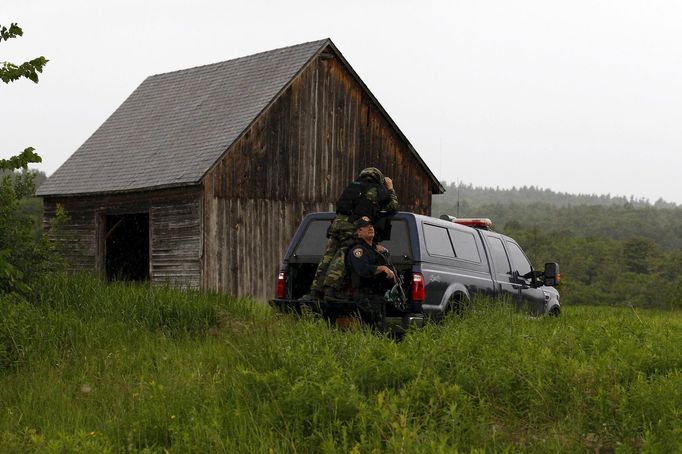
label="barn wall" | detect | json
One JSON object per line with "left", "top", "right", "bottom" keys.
{"left": 201, "top": 197, "right": 333, "bottom": 297}
{"left": 203, "top": 48, "right": 436, "bottom": 298}
{"left": 43, "top": 199, "right": 99, "bottom": 274}
{"left": 43, "top": 187, "right": 202, "bottom": 287}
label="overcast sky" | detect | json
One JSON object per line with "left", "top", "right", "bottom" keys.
{"left": 3, "top": 0, "right": 682, "bottom": 203}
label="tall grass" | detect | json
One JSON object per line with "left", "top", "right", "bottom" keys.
{"left": 1, "top": 275, "right": 681, "bottom": 452}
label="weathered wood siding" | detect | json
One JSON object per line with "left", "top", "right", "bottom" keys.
{"left": 202, "top": 198, "right": 331, "bottom": 297}
{"left": 43, "top": 199, "right": 99, "bottom": 274}
{"left": 149, "top": 198, "right": 202, "bottom": 288}
{"left": 43, "top": 187, "right": 202, "bottom": 287}
{"left": 203, "top": 47, "right": 437, "bottom": 298}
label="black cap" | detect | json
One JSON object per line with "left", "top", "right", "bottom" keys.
{"left": 354, "top": 216, "right": 373, "bottom": 228}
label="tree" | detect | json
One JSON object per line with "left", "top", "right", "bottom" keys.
{"left": 1, "top": 23, "right": 50, "bottom": 296}
{"left": 1, "top": 23, "right": 48, "bottom": 82}
{"left": 622, "top": 237, "right": 658, "bottom": 274}
{"left": 1, "top": 23, "right": 47, "bottom": 171}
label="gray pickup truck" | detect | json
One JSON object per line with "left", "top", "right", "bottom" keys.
{"left": 270, "top": 212, "right": 561, "bottom": 332}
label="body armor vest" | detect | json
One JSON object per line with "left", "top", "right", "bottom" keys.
{"left": 336, "top": 180, "right": 389, "bottom": 221}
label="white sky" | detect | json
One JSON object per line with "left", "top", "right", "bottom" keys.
{"left": 3, "top": 0, "right": 682, "bottom": 203}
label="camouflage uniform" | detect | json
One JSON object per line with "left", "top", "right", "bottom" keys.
{"left": 310, "top": 167, "right": 398, "bottom": 296}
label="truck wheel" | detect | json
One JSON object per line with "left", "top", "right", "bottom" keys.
{"left": 446, "top": 294, "right": 467, "bottom": 317}
{"left": 548, "top": 306, "right": 561, "bottom": 317}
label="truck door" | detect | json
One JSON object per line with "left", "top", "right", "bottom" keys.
{"left": 482, "top": 234, "right": 518, "bottom": 302}
{"left": 421, "top": 223, "right": 456, "bottom": 306}
{"left": 505, "top": 240, "right": 546, "bottom": 315}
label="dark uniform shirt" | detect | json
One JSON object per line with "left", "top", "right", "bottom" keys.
{"left": 347, "top": 241, "right": 390, "bottom": 296}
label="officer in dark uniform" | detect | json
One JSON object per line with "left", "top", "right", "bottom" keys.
{"left": 346, "top": 216, "right": 395, "bottom": 298}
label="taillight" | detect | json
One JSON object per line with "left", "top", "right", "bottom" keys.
{"left": 276, "top": 272, "right": 286, "bottom": 299}
{"left": 411, "top": 273, "right": 425, "bottom": 302}
{"left": 555, "top": 273, "right": 561, "bottom": 285}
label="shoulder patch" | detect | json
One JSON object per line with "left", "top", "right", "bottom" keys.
{"left": 353, "top": 248, "right": 363, "bottom": 258}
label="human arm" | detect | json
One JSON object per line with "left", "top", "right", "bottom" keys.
{"left": 382, "top": 177, "right": 398, "bottom": 211}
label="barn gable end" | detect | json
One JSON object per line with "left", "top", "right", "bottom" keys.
{"left": 202, "top": 44, "right": 438, "bottom": 296}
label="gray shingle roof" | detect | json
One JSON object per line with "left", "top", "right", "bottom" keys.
{"left": 37, "top": 39, "right": 329, "bottom": 196}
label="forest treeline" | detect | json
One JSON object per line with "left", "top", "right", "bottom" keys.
{"left": 433, "top": 182, "right": 682, "bottom": 309}
{"left": 434, "top": 182, "right": 678, "bottom": 210}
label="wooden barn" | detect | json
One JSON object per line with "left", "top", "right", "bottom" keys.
{"left": 37, "top": 38, "right": 444, "bottom": 299}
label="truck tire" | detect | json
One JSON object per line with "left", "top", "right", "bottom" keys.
{"left": 445, "top": 293, "right": 468, "bottom": 318}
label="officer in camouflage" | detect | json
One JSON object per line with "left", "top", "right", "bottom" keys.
{"left": 306, "top": 167, "right": 398, "bottom": 300}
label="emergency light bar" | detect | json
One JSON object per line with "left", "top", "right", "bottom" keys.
{"left": 440, "top": 214, "right": 493, "bottom": 230}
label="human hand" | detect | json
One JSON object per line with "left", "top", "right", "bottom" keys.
{"left": 375, "top": 244, "right": 387, "bottom": 254}
{"left": 383, "top": 177, "right": 393, "bottom": 191}
{"left": 377, "top": 265, "right": 395, "bottom": 280}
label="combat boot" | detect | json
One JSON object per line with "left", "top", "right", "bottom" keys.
{"left": 300, "top": 289, "right": 323, "bottom": 301}
{"left": 323, "top": 287, "right": 345, "bottom": 301}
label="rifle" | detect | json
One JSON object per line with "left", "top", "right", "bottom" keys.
{"left": 380, "top": 249, "right": 408, "bottom": 311}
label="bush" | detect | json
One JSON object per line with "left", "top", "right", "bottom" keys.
{"left": 0, "top": 170, "right": 63, "bottom": 298}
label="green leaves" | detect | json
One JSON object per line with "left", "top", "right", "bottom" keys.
{"left": 0, "top": 23, "right": 23, "bottom": 42}
{"left": 1, "top": 22, "right": 49, "bottom": 298}
{"left": 1, "top": 22, "right": 49, "bottom": 84}
{"left": 0, "top": 147, "right": 42, "bottom": 172}
{"left": 0, "top": 250, "right": 31, "bottom": 295}
{"left": 1, "top": 57, "right": 49, "bottom": 84}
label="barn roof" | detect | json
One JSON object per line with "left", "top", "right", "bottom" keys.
{"left": 38, "top": 39, "right": 444, "bottom": 196}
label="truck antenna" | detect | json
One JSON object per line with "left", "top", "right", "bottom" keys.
{"left": 457, "top": 180, "right": 461, "bottom": 218}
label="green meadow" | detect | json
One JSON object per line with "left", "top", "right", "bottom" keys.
{"left": 1, "top": 275, "right": 681, "bottom": 452}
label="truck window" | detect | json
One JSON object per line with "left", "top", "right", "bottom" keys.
{"left": 506, "top": 241, "right": 532, "bottom": 276}
{"left": 450, "top": 229, "right": 481, "bottom": 263}
{"left": 423, "top": 223, "right": 455, "bottom": 258}
{"left": 380, "top": 219, "right": 412, "bottom": 259}
{"left": 294, "top": 220, "right": 331, "bottom": 257}
{"left": 487, "top": 236, "right": 511, "bottom": 274}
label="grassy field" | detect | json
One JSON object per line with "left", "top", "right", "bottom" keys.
{"left": 1, "top": 275, "right": 681, "bottom": 452}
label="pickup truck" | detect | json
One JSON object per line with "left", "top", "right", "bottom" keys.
{"left": 270, "top": 211, "right": 561, "bottom": 332}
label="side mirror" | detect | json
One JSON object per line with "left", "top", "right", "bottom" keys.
{"left": 520, "top": 268, "right": 544, "bottom": 288}
{"left": 544, "top": 262, "right": 560, "bottom": 287}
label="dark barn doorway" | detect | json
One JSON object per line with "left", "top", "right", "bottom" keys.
{"left": 104, "top": 213, "right": 149, "bottom": 281}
